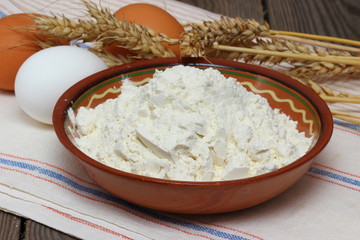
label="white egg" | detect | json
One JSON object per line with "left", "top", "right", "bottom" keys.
{"left": 15, "top": 46, "right": 108, "bottom": 125}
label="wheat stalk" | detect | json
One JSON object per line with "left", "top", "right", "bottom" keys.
{"left": 295, "top": 77, "right": 360, "bottom": 99}
{"left": 32, "top": 2, "right": 175, "bottom": 59}
{"left": 33, "top": 2, "right": 359, "bottom": 73}
{"left": 179, "top": 17, "right": 360, "bottom": 82}
{"left": 179, "top": 16, "right": 271, "bottom": 56}
{"left": 35, "top": 37, "right": 69, "bottom": 49}
{"left": 80, "top": 0, "right": 175, "bottom": 58}
{"left": 321, "top": 96, "right": 360, "bottom": 103}
{"left": 212, "top": 45, "right": 360, "bottom": 66}
{"left": 210, "top": 38, "right": 360, "bottom": 80}
{"left": 81, "top": 0, "right": 112, "bottom": 25}
{"left": 33, "top": 14, "right": 110, "bottom": 41}
{"left": 90, "top": 50, "right": 133, "bottom": 67}
{"left": 292, "top": 76, "right": 360, "bottom": 124}
{"left": 33, "top": 1, "right": 120, "bottom": 42}
{"left": 270, "top": 30, "right": 360, "bottom": 47}
{"left": 270, "top": 34, "right": 360, "bottom": 54}
{"left": 288, "top": 62, "right": 360, "bottom": 80}
{"left": 96, "top": 20, "right": 175, "bottom": 58}
{"left": 331, "top": 111, "right": 360, "bottom": 125}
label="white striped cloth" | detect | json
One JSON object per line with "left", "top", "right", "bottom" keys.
{"left": 1, "top": 1, "right": 359, "bottom": 239}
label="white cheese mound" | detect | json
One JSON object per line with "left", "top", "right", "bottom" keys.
{"left": 71, "top": 66, "right": 312, "bottom": 181}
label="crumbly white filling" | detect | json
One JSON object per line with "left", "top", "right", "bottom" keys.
{"left": 70, "top": 65, "right": 312, "bottom": 181}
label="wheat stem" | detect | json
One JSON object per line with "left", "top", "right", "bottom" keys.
{"left": 321, "top": 96, "right": 360, "bottom": 103}
{"left": 332, "top": 114, "right": 360, "bottom": 125}
{"left": 331, "top": 110, "right": 360, "bottom": 118}
{"left": 271, "top": 35, "right": 360, "bottom": 54}
{"left": 212, "top": 45, "right": 360, "bottom": 66}
{"left": 270, "top": 30, "right": 360, "bottom": 47}
{"left": 346, "top": 93, "right": 360, "bottom": 99}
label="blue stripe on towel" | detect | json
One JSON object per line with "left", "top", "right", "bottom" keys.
{"left": 0, "top": 11, "right": 7, "bottom": 18}
{"left": 334, "top": 119, "right": 360, "bottom": 131}
{"left": 309, "top": 167, "right": 360, "bottom": 187}
{"left": 0, "top": 157, "right": 250, "bottom": 240}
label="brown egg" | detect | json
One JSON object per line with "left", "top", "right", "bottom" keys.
{"left": 114, "top": 3, "right": 184, "bottom": 56}
{"left": 0, "top": 13, "right": 43, "bottom": 91}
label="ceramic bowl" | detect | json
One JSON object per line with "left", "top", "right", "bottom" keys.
{"left": 53, "top": 57, "right": 333, "bottom": 214}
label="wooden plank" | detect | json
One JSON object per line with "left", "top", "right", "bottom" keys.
{"left": 24, "top": 220, "right": 79, "bottom": 240}
{"left": 266, "top": 0, "right": 360, "bottom": 40}
{"left": 0, "top": 211, "right": 21, "bottom": 240}
{"left": 177, "top": 0, "right": 265, "bottom": 21}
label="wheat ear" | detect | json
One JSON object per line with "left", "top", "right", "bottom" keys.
{"left": 294, "top": 77, "right": 360, "bottom": 99}
{"left": 89, "top": 50, "right": 134, "bottom": 67}
{"left": 179, "top": 16, "right": 270, "bottom": 56}
{"left": 288, "top": 62, "right": 360, "bottom": 81}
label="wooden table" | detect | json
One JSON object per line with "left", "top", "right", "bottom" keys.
{"left": 1, "top": 0, "right": 359, "bottom": 239}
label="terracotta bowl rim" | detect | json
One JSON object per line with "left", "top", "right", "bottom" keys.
{"left": 53, "top": 57, "right": 333, "bottom": 186}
